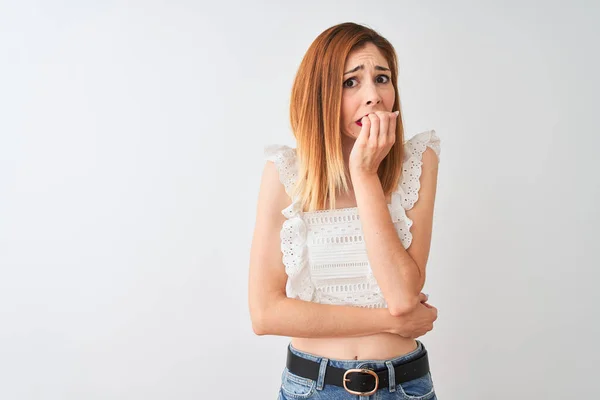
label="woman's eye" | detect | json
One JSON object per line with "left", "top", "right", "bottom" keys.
{"left": 343, "top": 75, "right": 390, "bottom": 88}
{"left": 343, "top": 78, "right": 357, "bottom": 88}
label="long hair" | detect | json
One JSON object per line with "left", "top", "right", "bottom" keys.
{"left": 289, "top": 22, "right": 406, "bottom": 213}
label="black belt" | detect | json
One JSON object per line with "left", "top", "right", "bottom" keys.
{"left": 286, "top": 345, "right": 430, "bottom": 396}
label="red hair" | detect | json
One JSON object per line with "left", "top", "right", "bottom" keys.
{"left": 289, "top": 22, "right": 405, "bottom": 212}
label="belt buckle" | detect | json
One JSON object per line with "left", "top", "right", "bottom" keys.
{"left": 342, "top": 368, "right": 379, "bottom": 396}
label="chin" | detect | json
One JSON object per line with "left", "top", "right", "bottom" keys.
{"left": 341, "top": 130, "right": 357, "bottom": 140}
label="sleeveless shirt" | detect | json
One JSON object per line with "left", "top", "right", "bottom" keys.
{"left": 264, "top": 130, "right": 441, "bottom": 308}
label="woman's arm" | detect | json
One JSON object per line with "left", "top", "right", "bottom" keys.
{"left": 252, "top": 295, "right": 435, "bottom": 338}
{"left": 248, "top": 160, "right": 436, "bottom": 338}
{"left": 252, "top": 296, "right": 390, "bottom": 338}
{"left": 352, "top": 146, "right": 439, "bottom": 316}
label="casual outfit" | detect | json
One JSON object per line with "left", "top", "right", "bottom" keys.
{"left": 265, "top": 130, "right": 441, "bottom": 399}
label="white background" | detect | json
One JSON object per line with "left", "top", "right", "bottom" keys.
{"left": 1, "top": 1, "right": 599, "bottom": 399}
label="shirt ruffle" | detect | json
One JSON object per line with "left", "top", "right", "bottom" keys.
{"left": 264, "top": 145, "right": 315, "bottom": 301}
{"left": 390, "top": 129, "right": 441, "bottom": 249}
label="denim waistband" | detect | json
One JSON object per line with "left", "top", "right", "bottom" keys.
{"left": 288, "top": 340, "right": 426, "bottom": 371}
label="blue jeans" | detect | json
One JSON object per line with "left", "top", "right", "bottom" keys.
{"left": 278, "top": 340, "right": 437, "bottom": 400}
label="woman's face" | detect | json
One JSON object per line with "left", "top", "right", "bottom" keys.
{"left": 340, "top": 42, "right": 396, "bottom": 139}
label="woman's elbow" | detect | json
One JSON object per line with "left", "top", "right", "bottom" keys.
{"left": 252, "top": 318, "right": 267, "bottom": 336}
{"left": 388, "top": 297, "right": 419, "bottom": 317}
{"left": 249, "top": 294, "right": 284, "bottom": 336}
{"left": 249, "top": 305, "right": 269, "bottom": 335}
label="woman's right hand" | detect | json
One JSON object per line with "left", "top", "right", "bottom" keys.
{"left": 386, "top": 293, "right": 438, "bottom": 338}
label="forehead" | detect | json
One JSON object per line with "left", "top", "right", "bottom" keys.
{"left": 344, "top": 42, "right": 389, "bottom": 69}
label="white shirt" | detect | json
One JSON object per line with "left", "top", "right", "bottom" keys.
{"left": 264, "top": 130, "right": 441, "bottom": 308}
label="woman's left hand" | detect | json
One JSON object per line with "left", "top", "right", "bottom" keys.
{"left": 349, "top": 110, "right": 399, "bottom": 177}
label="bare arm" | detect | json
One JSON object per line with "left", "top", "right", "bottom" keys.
{"left": 352, "top": 146, "right": 439, "bottom": 316}
{"left": 253, "top": 296, "right": 398, "bottom": 338}
{"left": 248, "top": 160, "right": 436, "bottom": 338}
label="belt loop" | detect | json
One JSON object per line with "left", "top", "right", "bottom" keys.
{"left": 315, "top": 357, "right": 329, "bottom": 391}
{"left": 385, "top": 360, "right": 396, "bottom": 392}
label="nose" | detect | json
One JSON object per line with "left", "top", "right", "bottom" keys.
{"left": 364, "top": 82, "right": 382, "bottom": 106}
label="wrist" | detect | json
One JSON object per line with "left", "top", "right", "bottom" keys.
{"left": 350, "top": 168, "right": 378, "bottom": 180}
{"left": 377, "top": 308, "right": 403, "bottom": 334}
{"left": 350, "top": 171, "right": 380, "bottom": 195}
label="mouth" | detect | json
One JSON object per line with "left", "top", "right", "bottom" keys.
{"left": 355, "top": 114, "right": 369, "bottom": 127}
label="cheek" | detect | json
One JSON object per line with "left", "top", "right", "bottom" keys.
{"left": 341, "top": 98, "right": 355, "bottom": 121}
{"left": 384, "top": 89, "right": 396, "bottom": 109}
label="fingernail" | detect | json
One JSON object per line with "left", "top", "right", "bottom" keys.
{"left": 394, "top": 110, "right": 400, "bottom": 116}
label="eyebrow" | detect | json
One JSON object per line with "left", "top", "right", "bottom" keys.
{"left": 343, "top": 64, "right": 390, "bottom": 75}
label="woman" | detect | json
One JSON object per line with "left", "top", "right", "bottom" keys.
{"left": 249, "top": 22, "right": 441, "bottom": 399}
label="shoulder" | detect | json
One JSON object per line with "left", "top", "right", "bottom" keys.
{"left": 403, "top": 129, "right": 441, "bottom": 162}
{"left": 257, "top": 144, "right": 297, "bottom": 217}
{"left": 403, "top": 129, "right": 441, "bottom": 179}
{"left": 396, "top": 130, "right": 441, "bottom": 211}
{"left": 264, "top": 144, "right": 297, "bottom": 163}
{"left": 263, "top": 144, "right": 298, "bottom": 198}
{"left": 421, "top": 146, "right": 439, "bottom": 174}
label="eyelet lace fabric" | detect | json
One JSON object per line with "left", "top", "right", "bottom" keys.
{"left": 263, "top": 130, "right": 441, "bottom": 306}
{"left": 391, "top": 129, "right": 441, "bottom": 249}
{"left": 264, "top": 144, "right": 315, "bottom": 301}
